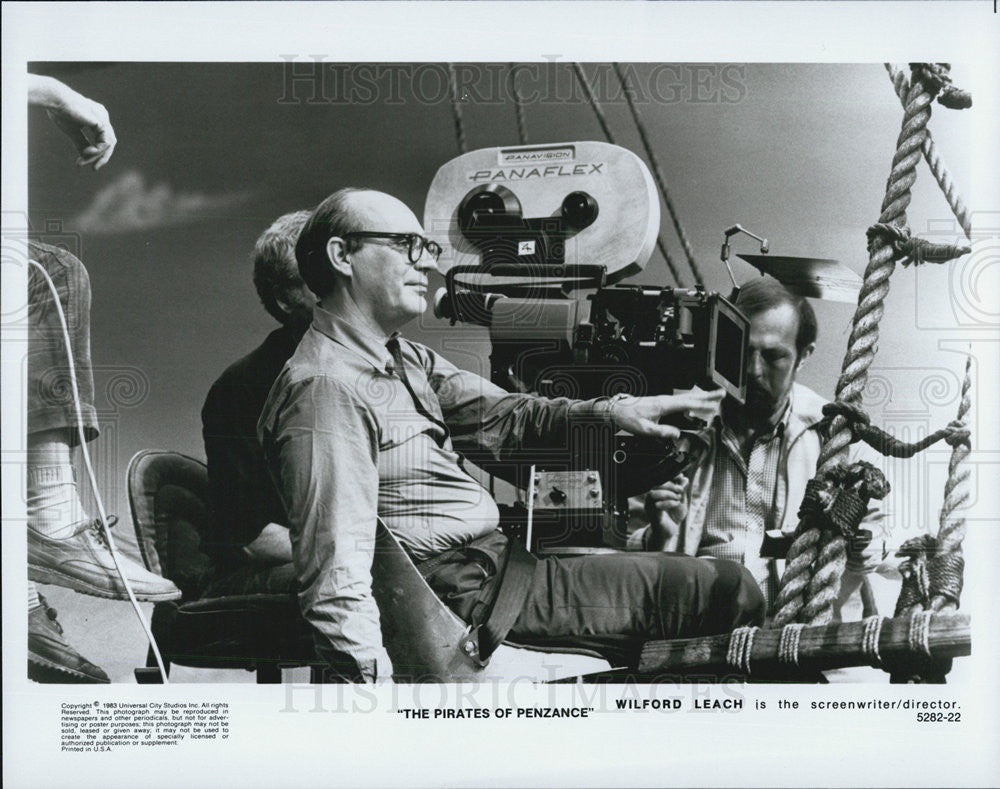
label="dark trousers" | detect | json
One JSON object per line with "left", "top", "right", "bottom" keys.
{"left": 202, "top": 561, "right": 297, "bottom": 597}
{"left": 424, "top": 532, "right": 765, "bottom": 667}
{"left": 510, "top": 552, "right": 764, "bottom": 665}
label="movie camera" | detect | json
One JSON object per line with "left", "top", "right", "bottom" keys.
{"left": 424, "top": 142, "right": 751, "bottom": 551}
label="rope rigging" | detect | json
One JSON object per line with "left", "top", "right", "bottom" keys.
{"left": 615, "top": 63, "right": 974, "bottom": 680}
{"left": 439, "top": 62, "right": 975, "bottom": 677}
{"left": 509, "top": 63, "right": 529, "bottom": 146}
{"left": 447, "top": 63, "right": 468, "bottom": 154}
{"left": 611, "top": 63, "right": 705, "bottom": 286}
{"left": 886, "top": 65, "right": 972, "bottom": 240}
{"left": 772, "top": 63, "right": 973, "bottom": 630}
{"left": 571, "top": 62, "right": 684, "bottom": 286}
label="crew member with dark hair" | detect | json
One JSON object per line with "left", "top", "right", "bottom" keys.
{"left": 200, "top": 210, "right": 313, "bottom": 594}
{"left": 259, "top": 187, "right": 765, "bottom": 682}
{"left": 629, "top": 276, "right": 885, "bottom": 611}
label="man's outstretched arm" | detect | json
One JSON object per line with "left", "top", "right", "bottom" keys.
{"left": 423, "top": 342, "right": 722, "bottom": 461}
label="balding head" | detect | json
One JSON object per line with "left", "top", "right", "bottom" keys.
{"left": 296, "top": 187, "right": 377, "bottom": 297}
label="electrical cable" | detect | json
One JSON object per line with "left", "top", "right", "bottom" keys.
{"left": 28, "top": 258, "right": 171, "bottom": 683}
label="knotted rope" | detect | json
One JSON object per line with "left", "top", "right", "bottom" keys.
{"left": 861, "top": 615, "right": 887, "bottom": 668}
{"left": 909, "top": 63, "right": 973, "bottom": 110}
{"left": 866, "top": 223, "right": 970, "bottom": 268}
{"left": 821, "top": 401, "right": 970, "bottom": 458}
{"left": 894, "top": 534, "right": 965, "bottom": 617}
{"left": 886, "top": 64, "right": 971, "bottom": 239}
{"left": 772, "top": 64, "right": 970, "bottom": 627}
{"left": 571, "top": 62, "right": 683, "bottom": 286}
{"left": 796, "top": 462, "right": 891, "bottom": 625}
{"left": 777, "top": 623, "right": 806, "bottom": 667}
{"left": 726, "top": 625, "right": 759, "bottom": 674}
{"left": 893, "top": 355, "right": 972, "bottom": 620}
{"left": 612, "top": 63, "right": 705, "bottom": 286}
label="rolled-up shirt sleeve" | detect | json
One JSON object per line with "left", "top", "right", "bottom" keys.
{"left": 418, "top": 344, "right": 614, "bottom": 462}
{"left": 259, "top": 374, "right": 391, "bottom": 682}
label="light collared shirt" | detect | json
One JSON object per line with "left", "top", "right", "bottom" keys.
{"left": 627, "top": 384, "right": 886, "bottom": 611}
{"left": 258, "top": 305, "right": 616, "bottom": 681}
{"left": 698, "top": 401, "right": 792, "bottom": 603}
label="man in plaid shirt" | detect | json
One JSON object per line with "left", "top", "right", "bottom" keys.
{"left": 628, "top": 277, "right": 885, "bottom": 613}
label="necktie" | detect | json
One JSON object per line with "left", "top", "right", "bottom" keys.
{"left": 385, "top": 337, "right": 450, "bottom": 447}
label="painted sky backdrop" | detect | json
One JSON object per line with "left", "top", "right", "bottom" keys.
{"left": 27, "top": 61, "right": 984, "bottom": 546}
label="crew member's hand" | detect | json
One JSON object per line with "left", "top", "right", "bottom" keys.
{"left": 29, "top": 75, "right": 117, "bottom": 170}
{"left": 609, "top": 388, "right": 723, "bottom": 440}
{"left": 643, "top": 474, "right": 689, "bottom": 551}
{"left": 645, "top": 474, "right": 689, "bottom": 522}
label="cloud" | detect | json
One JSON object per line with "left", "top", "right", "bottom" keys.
{"left": 71, "top": 170, "right": 252, "bottom": 234}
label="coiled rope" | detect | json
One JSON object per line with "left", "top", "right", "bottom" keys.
{"left": 771, "top": 64, "right": 971, "bottom": 628}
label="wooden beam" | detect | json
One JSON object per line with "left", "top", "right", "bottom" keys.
{"left": 638, "top": 613, "right": 970, "bottom": 675}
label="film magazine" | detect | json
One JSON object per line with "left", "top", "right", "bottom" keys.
{"left": 3, "top": 2, "right": 998, "bottom": 787}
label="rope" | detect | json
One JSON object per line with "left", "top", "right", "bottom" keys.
{"left": 930, "top": 356, "right": 972, "bottom": 612}
{"left": 822, "top": 401, "right": 970, "bottom": 458}
{"left": 866, "top": 223, "right": 970, "bottom": 267}
{"left": 909, "top": 63, "right": 973, "bottom": 110}
{"left": 777, "top": 623, "right": 806, "bottom": 666}
{"left": 892, "top": 355, "right": 972, "bottom": 621}
{"left": 894, "top": 534, "right": 965, "bottom": 617}
{"left": 775, "top": 463, "right": 891, "bottom": 627}
{"left": 447, "top": 63, "right": 468, "bottom": 154}
{"left": 509, "top": 64, "right": 528, "bottom": 145}
{"left": 612, "top": 63, "right": 705, "bottom": 286}
{"left": 886, "top": 64, "right": 972, "bottom": 239}
{"left": 726, "top": 625, "right": 758, "bottom": 674}
{"left": 571, "top": 62, "right": 682, "bottom": 286}
{"left": 772, "top": 64, "right": 969, "bottom": 627}
{"left": 861, "top": 615, "right": 886, "bottom": 668}
{"left": 908, "top": 610, "right": 934, "bottom": 657}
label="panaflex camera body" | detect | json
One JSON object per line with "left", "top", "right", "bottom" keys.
{"left": 425, "top": 142, "right": 750, "bottom": 551}
{"left": 425, "top": 141, "right": 659, "bottom": 282}
{"left": 451, "top": 284, "right": 748, "bottom": 405}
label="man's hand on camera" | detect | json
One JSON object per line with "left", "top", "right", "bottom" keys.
{"left": 29, "top": 75, "right": 117, "bottom": 170}
{"left": 609, "top": 389, "right": 723, "bottom": 440}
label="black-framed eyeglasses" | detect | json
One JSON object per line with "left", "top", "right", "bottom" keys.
{"left": 342, "top": 232, "right": 443, "bottom": 265}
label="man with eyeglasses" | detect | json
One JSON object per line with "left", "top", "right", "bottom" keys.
{"left": 258, "top": 187, "right": 764, "bottom": 682}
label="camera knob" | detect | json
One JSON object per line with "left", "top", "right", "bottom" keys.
{"left": 457, "top": 184, "right": 522, "bottom": 233}
{"left": 561, "top": 191, "right": 599, "bottom": 230}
